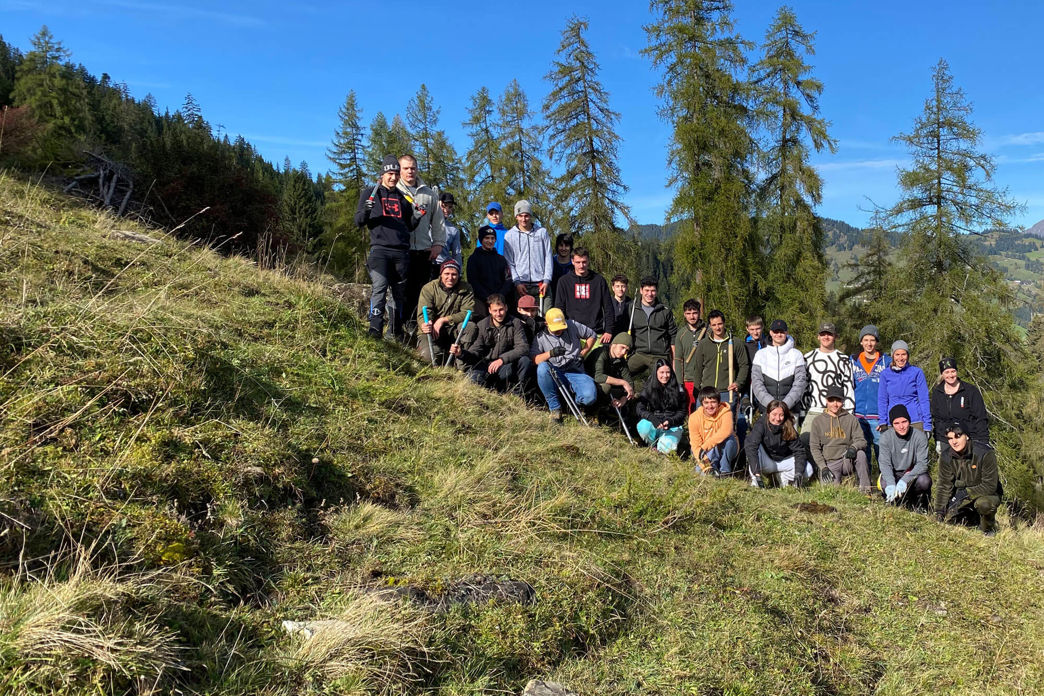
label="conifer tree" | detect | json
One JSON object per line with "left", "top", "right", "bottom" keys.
{"left": 0, "top": 35, "right": 23, "bottom": 106}
{"left": 364, "top": 112, "right": 412, "bottom": 176}
{"left": 11, "top": 25, "right": 90, "bottom": 161}
{"left": 280, "top": 165, "right": 321, "bottom": 249}
{"left": 462, "top": 86, "right": 505, "bottom": 222}
{"left": 643, "top": 0, "right": 758, "bottom": 322}
{"left": 388, "top": 114, "right": 412, "bottom": 159}
{"left": 497, "top": 79, "right": 550, "bottom": 213}
{"left": 752, "top": 6, "right": 836, "bottom": 340}
{"left": 543, "top": 16, "right": 636, "bottom": 273}
{"left": 323, "top": 90, "right": 368, "bottom": 279}
{"left": 406, "top": 84, "right": 439, "bottom": 180}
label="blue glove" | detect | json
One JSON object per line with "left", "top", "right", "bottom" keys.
{"left": 885, "top": 484, "right": 897, "bottom": 502}
{"left": 895, "top": 480, "right": 908, "bottom": 498}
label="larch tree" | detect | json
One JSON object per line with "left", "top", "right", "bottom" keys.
{"left": 406, "top": 84, "right": 439, "bottom": 182}
{"left": 324, "top": 90, "right": 368, "bottom": 279}
{"left": 497, "top": 79, "right": 551, "bottom": 216}
{"left": 364, "top": 112, "right": 412, "bottom": 176}
{"left": 462, "top": 86, "right": 504, "bottom": 222}
{"left": 752, "top": 5, "right": 836, "bottom": 341}
{"left": 643, "top": 0, "right": 759, "bottom": 322}
{"left": 543, "top": 16, "right": 636, "bottom": 275}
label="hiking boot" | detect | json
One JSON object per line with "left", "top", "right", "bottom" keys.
{"left": 550, "top": 409, "right": 563, "bottom": 424}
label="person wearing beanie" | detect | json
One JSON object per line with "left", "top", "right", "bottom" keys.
{"left": 504, "top": 200, "right": 554, "bottom": 307}
{"left": 476, "top": 202, "right": 508, "bottom": 255}
{"left": 800, "top": 321, "right": 854, "bottom": 435}
{"left": 877, "top": 403, "right": 932, "bottom": 507}
{"left": 466, "top": 225, "right": 513, "bottom": 319}
{"left": 355, "top": 154, "right": 418, "bottom": 340}
{"left": 935, "top": 423, "right": 1000, "bottom": 535}
{"left": 452, "top": 293, "right": 530, "bottom": 393}
{"left": 531, "top": 307, "right": 598, "bottom": 423}
{"left": 851, "top": 324, "right": 891, "bottom": 464}
{"left": 809, "top": 385, "right": 871, "bottom": 494}
{"left": 929, "top": 357, "right": 990, "bottom": 445}
{"left": 587, "top": 332, "right": 636, "bottom": 419}
{"left": 689, "top": 387, "right": 739, "bottom": 476}
{"left": 554, "top": 246, "right": 615, "bottom": 345}
{"left": 397, "top": 154, "right": 447, "bottom": 330}
{"left": 877, "top": 340, "right": 931, "bottom": 434}
{"left": 750, "top": 319, "right": 807, "bottom": 412}
{"left": 416, "top": 258, "right": 475, "bottom": 365}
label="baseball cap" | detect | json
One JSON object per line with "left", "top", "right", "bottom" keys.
{"left": 545, "top": 308, "right": 568, "bottom": 331}
{"left": 769, "top": 319, "right": 788, "bottom": 333}
{"left": 517, "top": 294, "right": 538, "bottom": 310}
{"left": 486, "top": 202, "right": 502, "bottom": 213}
{"left": 817, "top": 322, "right": 836, "bottom": 335}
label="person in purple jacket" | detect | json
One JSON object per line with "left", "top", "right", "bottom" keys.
{"left": 877, "top": 340, "right": 931, "bottom": 434}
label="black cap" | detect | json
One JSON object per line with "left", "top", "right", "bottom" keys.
{"left": 381, "top": 154, "right": 400, "bottom": 174}
{"left": 479, "top": 225, "right": 497, "bottom": 240}
{"left": 439, "top": 192, "right": 455, "bottom": 205}
{"left": 825, "top": 385, "right": 845, "bottom": 402}
{"left": 945, "top": 421, "right": 966, "bottom": 437}
{"left": 769, "top": 319, "right": 788, "bottom": 333}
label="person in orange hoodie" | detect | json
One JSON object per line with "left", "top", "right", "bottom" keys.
{"left": 688, "top": 387, "right": 739, "bottom": 476}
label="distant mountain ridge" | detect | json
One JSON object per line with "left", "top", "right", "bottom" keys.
{"left": 1025, "top": 218, "right": 1044, "bottom": 239}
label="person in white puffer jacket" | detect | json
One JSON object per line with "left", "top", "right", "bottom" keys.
{"left": 750, "top": 319, "right": 807, "bottom": 413}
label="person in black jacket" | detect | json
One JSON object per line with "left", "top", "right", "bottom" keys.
{"left": 453, "top": 294, "right": 530, "bottom": 392}
{"left": 466, "top": 226, "right": 513, "bottom": 319}
{"left": 635, "top": 359, "right": 687, "bottom": 454}
{"left": 935, "top": 423, "right": 1001, "bottom": 535}
{"left": 554, "top": 247, "right": 615, "bottom": 344}
{"left": 930, "top": 357, "right": 990, "bottom": 446}
{"left": 355, "top": 155, "right": 418, "bottom": 340}
{"left": 744, "top": 399, "right": 810, "bottom": 487}
{"left": 628, "top": 276, "right": 678, "bottom": 383}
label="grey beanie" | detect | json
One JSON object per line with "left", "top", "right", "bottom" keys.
{"left": 891, "top": 339, "right": 909, "bottom": 354}
{"left": 859, "top": 324, "right": 879, "bottom": 340}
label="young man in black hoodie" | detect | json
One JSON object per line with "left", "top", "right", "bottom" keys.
{"left": 554, "top": 247, "right": 615, "bottom": 344}
{"left": 466, "top": 226, "right": 513, "bottom": 319}
{"left": 355, "top": 155, "right": 418, "bottom": 340}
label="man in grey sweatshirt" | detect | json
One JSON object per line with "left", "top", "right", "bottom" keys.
{"left": 878, "top": 404, "right": 932, "bottom": 507}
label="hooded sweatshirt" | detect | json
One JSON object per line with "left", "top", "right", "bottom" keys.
{"left": 878, "top": 362, "right": 932, "bottom": 432}
{"left": 354, "top": 186, "right": 416, "bottom": 249}
{"left": 744, "top": 417, "right": 806, "bottom": 474}
{"left": 808, "top": 408, "right": 867, "bottom": 470}
{"left": 554, "top": 270, "right": 615, "bottom": 335}
{"left": 396, "top": 178, "right": 446, "bottom": 252}
{"left": 877, "top": 426, "right": 930, "bottom": 488}
{"left": 929, "top": 380, "right": 989, "bottom": 443}
{"left": 688, "top": 401, "right": 737, "bottom": 452}
{"left": 851, "top": 351, "right": 891, "bottom": 420}
{"left": 504, "top": 225, "right": 553, "bottom": 285}
{"left": 751, "top": 336, "right": 807, "bottom": 411}
{"left": 466, "top": 246, "right": 513, "bottom": 303}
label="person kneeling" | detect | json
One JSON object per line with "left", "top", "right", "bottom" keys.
{"left": 635, "top": 359, "right": 687, "bottom": 454}
{"left": 809, "top": 385, "right": 871, "bottom": 494}
{"left": 878, "top": 404, "right": 932, "bottom": 507}
{"left": 453, "top": 294, "right": 530, "bottom": 392}
{"left": 744, "top": 400, "right": 810, "bottom": 487}
{"left": 417, "top": 259, "right": 475, "bottom": 364}
{"left": 532, "top": 308, "right": 597, "bottom": 423}
{"left": 588, "top": 333, "right": 636, "bottom": 417}
{"left": 689, "top": 387, "right": 738, "bottom": 475}
{"left": 934, "top": 423, "right": 1001, "bottom": 536}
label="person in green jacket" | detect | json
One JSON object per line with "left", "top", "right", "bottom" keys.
{"left": 417, "top": 259, "right": 475, "bottom": 365}
{"left": 935, "top": 423, "right": 1001, "bottom": 535}
{"left": 692, "top": 309, "right": 749, "bottom": 415}
{"left": 587, "top": 332, "right": 635, "bottom": 407}
{"left": 673, "top": 299, "right": 706, "bottom": 412}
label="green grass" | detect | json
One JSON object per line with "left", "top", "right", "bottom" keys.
{"left": 2, "top": 171, "right": 1044, "bottom": 695}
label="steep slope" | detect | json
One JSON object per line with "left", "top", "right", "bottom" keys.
{"left": 2, "top": 173, "right": 1044, "bottom": 695}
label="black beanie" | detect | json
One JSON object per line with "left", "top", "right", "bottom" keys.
{"left": 889, "top": 404, "right": 911, "bottom": 425}
{"left": 381, "top": 154, "right": 400, "bottom": 175}
{"left": 939, "top": 357, "right": 957, "bottom": 373}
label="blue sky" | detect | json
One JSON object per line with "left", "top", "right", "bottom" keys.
{"left": 2, "top": 0, "right": 1042, "bottom": 229}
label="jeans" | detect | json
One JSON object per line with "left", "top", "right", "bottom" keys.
{"left": 701, "top": 437, "right": 738, "bottom": 474}
{"left": 857, "top": 417, "right": 882, "bottom": 465}
{"left": 367, "top": 247, "right": 408, "bottom": 337}
{"left": 536, "top": 362, "right": 597, "bottom": 412}
{"left": 637, "top": 420, "right": 683, "bottom": 454}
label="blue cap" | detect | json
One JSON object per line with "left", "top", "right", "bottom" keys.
{"left": 486, "top": 202, "right": 502, "bottom": 213}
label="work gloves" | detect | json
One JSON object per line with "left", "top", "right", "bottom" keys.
{"left": 844, "top": 446, "right": 858, "bottom": 460}
{"left": 885, "top": 484, "right": 897, "bottom": 502}
{"left": 549, "top": 346, "right": 566, "bottom": 358}
{"left": 895, "top": 479, "right": 908, "bottom": 498}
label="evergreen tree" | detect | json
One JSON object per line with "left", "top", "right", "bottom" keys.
{"left": 0, "top": 35, "right": 23, "bottom": 106}
{"left": 280, "top": 166, "right": 322, "bottom": 249}
{"left": 406, "top": 84, "right": 439, "bottom": 180}
{"left": 388, "top": 114, "right": 412, "bottom": 160}
{"left": 838, "top": 228, "right": 891, "bottom": 317}
{"left": 752, "top": 6, "right": 836, "bottom": 340}
{"left": 643, "top": 0, "right": 758, "bottom": 322}
{"left": 462, "top": 86, "right": 504, "bottom": 222}
{"left": 497, "top": 79, "right": 550, "bottom": 213}
{"left": 323, "top": 90, "right": 368, "bottom": 280}
{"left": 364, "top": 113, "right": 412, "bottom": 176}
{"left": 327, "top": 90, "right": 366, "bottom": 193}
{"left": 543, "top": 16, "right": 636, "bottom": 274}
{"left": 11, "top": 25, "right": 90, "bottom": 161}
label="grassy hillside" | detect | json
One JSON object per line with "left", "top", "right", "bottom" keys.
{"left": 2, "top": 173, "right": 1044, "bottom": 695}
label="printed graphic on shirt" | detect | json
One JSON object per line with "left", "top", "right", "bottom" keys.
{"left": 381, "top": 198, "right": 402, "bottom": 218}
{"left": 802, "top": 350, "right": 855, "bottom": 412}
{"left": 574, "top": 283, "right": 591, "bottom": 300}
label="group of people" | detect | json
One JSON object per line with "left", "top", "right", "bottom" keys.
{"left": 355, "top": 155, "right": 1002, "bottom": 536}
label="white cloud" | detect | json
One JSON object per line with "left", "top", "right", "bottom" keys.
{"left": 815, "top": 158, "right": 905, "bottom": 172}
{"left": 989, "top": 131, "right": 1044, "bottom": 148}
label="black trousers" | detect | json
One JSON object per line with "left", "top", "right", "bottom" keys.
{"left": 403, "top": 250, "right": 437, "bottom": 326}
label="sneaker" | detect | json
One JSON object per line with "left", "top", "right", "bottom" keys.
{"left": 550, "top": 409, "right": 563, "bottom": 424}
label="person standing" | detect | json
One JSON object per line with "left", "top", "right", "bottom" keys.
{"left": 673, "top": 299, "right": 706, "bottom": 412}
{"left": 477, "top": 202, "right": 508, "bottom": 254}
{"left": 466, "top": 226, "right": 513, "bottom": 318}
{"left": 627, "top": 276, "right": 678, "bottom": 383}
{"left": 929, "top": 357, "right": 990, "bottom": 445}
{"left": 878, "top": 340, "right": 931, "bottom": 434}
{"left": 851, "top": 325, "right": 890, "bottom": 463}
{"left": 550, "top": 234, "right": 574, "bottom": 294}
{"left": 692, "top": 309, "right": 749, "bottom": 413}
{"left": 397, "top": 155, "right": 446, "bottom": 325}
{"left": 554, "top": 247, "right": 615, "bottom": 344}
{"left": 800, "top": 322, "right": 855, "bottom": 434}
{"left": 435, "top": 192, "right": 463, "bottom": 267}
{"left": 750, "top": 319, "right": 807, "bottom": 413}
{"left": 610, "top": 274, "right": 632, "bottom": 336}
{"left": 354, "top": 155, "right": 417, "bottom": 340}
{"left": 504, "top": 200, "right": 553, "bottom": 309}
